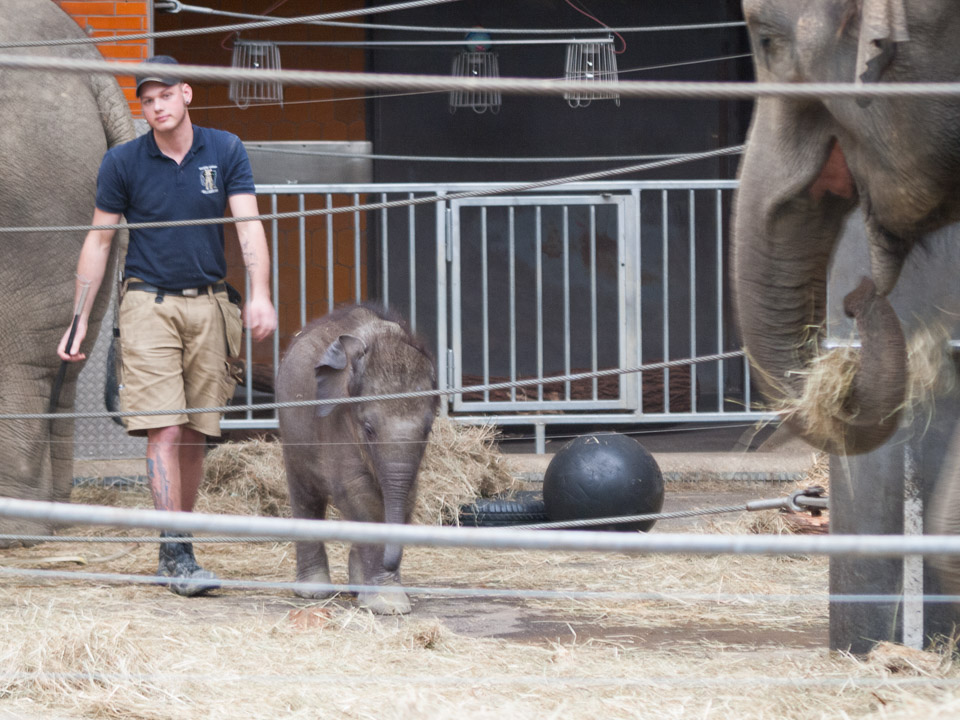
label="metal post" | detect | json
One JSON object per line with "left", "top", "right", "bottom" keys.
{"left": 903, "top": 440, "right": 924, "bottom": 649}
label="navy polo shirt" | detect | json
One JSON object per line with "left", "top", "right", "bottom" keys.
{"left": 95, "top": 126, "right": 256, "bottom": 289}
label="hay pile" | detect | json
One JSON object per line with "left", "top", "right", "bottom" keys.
{"left": 199, "top": 438, "right": 288, "bottom": 517}
{"left": 198, "top": 418, "right": 518, "bottom": 524}
{"left": 414, "top": 418, "right": 518, "bottom": 525}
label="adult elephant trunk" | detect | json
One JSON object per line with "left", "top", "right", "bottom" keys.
{"left": 732, "top": 99, "right": 907, "bottom": 455}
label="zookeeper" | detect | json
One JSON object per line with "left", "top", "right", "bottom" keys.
{"left": 58, "top": 55, "right": 277, "bottom": 596}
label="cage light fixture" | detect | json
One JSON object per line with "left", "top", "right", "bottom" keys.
{"left": 229, "top": 39, "right": 283, "bottom": 109}
{"left": 449, "top": 50, "right": 502, "bottom": 114}
{"left": 563, "top": 38, "right": 620, "bottom": 108}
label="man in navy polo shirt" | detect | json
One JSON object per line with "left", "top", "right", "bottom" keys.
{"left": 58, "top": 56, "right": 277, "bottom": 596}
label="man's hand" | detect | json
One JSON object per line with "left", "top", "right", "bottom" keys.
{"left": 57, "top": 319, "right": 89, "bottom": 362}
{"left": 243, "top": 294, "right": 277, "bottom": 342}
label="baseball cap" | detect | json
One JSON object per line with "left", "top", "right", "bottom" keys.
{"left": 136, "top": 55, "right": 182, "bottom": 97}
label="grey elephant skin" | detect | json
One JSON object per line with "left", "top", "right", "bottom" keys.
{"left": 276, "top": 304, "right": 438, "bottom": 614}
{"left": 0, "top": 2, "right": 134, "bottom": 543}
{"left": 732, "top": 1, "right": 960, "bottom": 614}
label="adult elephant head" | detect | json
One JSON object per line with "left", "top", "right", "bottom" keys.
{"left": 733, "top": 0, "right": 960, "bottom": 454}
{"left": 0, "top": 1, "right": 134, "bottom": 542}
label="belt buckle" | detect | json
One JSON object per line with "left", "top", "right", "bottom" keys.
{"left": 182, "top": 287, "right": 199, "bottom": 297}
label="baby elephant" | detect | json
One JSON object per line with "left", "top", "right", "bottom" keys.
{"left": 276, "top": 304, "right": 438, "bottom": 614}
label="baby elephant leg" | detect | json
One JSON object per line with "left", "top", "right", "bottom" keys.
{"left": 348, "top": 543, "right": 410, "bottom": 615}
{"left": 290, "top": 489, "right": 334, "bottom": 600}
{"left": 294, "top": 540, "right": 334, "bottom": 599}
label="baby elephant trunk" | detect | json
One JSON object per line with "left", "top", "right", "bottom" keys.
{"left": 381, "top": 469, "right": 413, "bottom": 573}
{"left": 383, "top": 543, "right": 403, "bottom": 573}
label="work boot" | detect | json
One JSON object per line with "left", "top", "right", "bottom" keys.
{"left": 157, "top": 531, "right": 220, "bottom": 597}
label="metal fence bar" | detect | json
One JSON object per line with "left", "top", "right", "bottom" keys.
{"left": 481, "top": 206, "right": 490, "bottom": 402}
{"left": 509, "top": 206, "right": 517, "bottom": 403}
{"left": 380, "top": 193, "right": 389, "bottom": 304}
{"left": 662, "top": 190, "right": 670, "bottom": 413}
{"left": 535, "top": 206, "right": 544, "bottom": 401}
{"left": 563, "top": 205, "right": 571, "bottom": 401}
{"left": 590, "top": 205, "right": 599, "bottom": 400}
{"left": 407, "top": 192, "right": 416, "bottom": 328}
{"left": 353, "top": 193, "right": 362, "bottom": 304}
{"left": 325, "top": 194, "right": 334, "bottom": 313}
{"left": 298, "top": 194, "right": 307, "bottom": 329}
{"left": 689, "top": 190, "right": 698, "bottom": 414}
{"left": 435, "top": 191, "right": 449, "bottom": 419}
{"left": 715, "top": 188, "right": 725, "bottom": 413}
{"left": 270, "top": 195, "right": 280, "bottom": 393}
{"left": 635, "top": 190, "right": 644, "bottom": 414}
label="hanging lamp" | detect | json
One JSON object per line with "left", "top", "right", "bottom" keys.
{"left": 449, "top": 28, "right": 501, "bottom": 114}
{"left": 229, "top": 39, "right": 284, "bottom": 109}
{"left": 563, "top": 38, "right": 620, "bottom": 108}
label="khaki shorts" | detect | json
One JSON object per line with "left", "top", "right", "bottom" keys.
{"left": 117, "top": 281, "right": 242, "bottom": 437}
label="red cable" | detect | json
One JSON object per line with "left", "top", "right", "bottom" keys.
{"left": 220, "top": 0, "right": 292, "bottom": 52}
{"left": 564, "top": 0, "right": 627, "bottom": 54}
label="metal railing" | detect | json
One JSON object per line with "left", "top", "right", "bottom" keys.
{"left": 223, "top": 179, "right": 772, "bottom": 442}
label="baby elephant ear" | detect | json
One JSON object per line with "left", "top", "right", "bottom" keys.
{"left": 314, "top": 334, "right": 366, "bottom": 417}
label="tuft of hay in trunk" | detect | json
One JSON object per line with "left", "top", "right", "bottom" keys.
{"left": 781, "top": 342, "right": 861, "bottom": 445}
{"left": 770, "top": 320, "right": 957, "bottom": 449}
{"left": 197, "top": 418, "right": 518, "bottom": 525}
{"left": 414, "top": 417, "right": 519, "bottom": 525}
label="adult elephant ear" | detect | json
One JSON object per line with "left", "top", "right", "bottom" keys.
{"left": 856, "top": 0, "right": 909, "bottom": 85}
{"left": 313, "top": 334, "right": 366, "bottom": 417}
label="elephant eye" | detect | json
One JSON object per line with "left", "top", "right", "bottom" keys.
{"left": 362, "top": 421, "right": 376, "bottom": 440}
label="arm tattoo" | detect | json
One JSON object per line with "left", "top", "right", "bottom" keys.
{"left": 240, "top": 238, "right": 258, "bottom": 272}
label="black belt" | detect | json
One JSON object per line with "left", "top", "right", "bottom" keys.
{"left": 126, "top": 281, "right": 226, "bottom": 297}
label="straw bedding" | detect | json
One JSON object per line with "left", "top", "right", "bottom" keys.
{"left": 2, "top": 422, "right": 958, "bottom": 719}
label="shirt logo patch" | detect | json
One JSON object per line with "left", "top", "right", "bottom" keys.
{"left": 199, "top": 165, "right": 219, "bottom": 194}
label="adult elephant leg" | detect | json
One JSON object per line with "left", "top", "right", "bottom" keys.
{"left": 732, "top": 97, "right": 906, "bottom": 455}
{"left": 0, "top": 363, "right": 69, "bottom": 546}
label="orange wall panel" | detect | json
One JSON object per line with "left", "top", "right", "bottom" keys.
{"left": 54, "top": 0, "right": 151, "bottom": 117}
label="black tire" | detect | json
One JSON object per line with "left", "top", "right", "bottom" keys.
{"left": 459, "top": 492, "right": 548, "bottom": 527}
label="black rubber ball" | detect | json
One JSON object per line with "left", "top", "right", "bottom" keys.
{"left": 542, "top": 433, "right": 664, "bottom": 532}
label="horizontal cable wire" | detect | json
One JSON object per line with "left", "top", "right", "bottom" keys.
{"left": 0, "top": 144, "right": 745, "bottom": 235}
{"left": 32, "top": 421, "right": 773, "bottom": 447}
{"left": 2, "top": 497, "right": 960, "bottom": 558}
{"left": 158, "top": 4, "right": 747, "bottom": 36}
{"left": 2, "top": 566, "right": 958, "bottom": 607}
{"left": 1, "top": 351, "right": 745, "bottom": 421}
{"left": 0, "top": 491, "right": 820, "bottom": 542}
{"left": 2, "top": 565, "right": 956, "bottom": 607}
{"left": 0, "top": 0, "right": 463, "bottom": 49}
{"left": 5, "top": 669, "right": 955, "bottom": 690}
{"left": 0, "top": 54, "right": 958, "bottom": 103}
{"left": 248, "top": 147, "right": 731, "bottom": 162}
{"left": 181, "top": 51, "right": 753, "bottom": 115}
